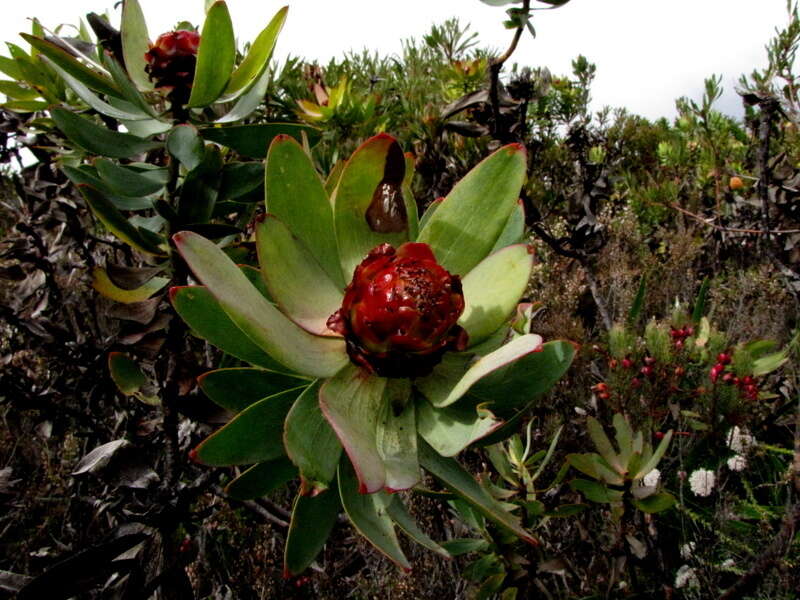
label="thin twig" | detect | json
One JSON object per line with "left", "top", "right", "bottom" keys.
{"left": 664, "top": 202, "right": 800, "bottom": 235}
{"left": 489, "top": 0, "right": 531, "bottom": 139}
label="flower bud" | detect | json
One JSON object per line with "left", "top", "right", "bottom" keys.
{"left": 144, "top": 30, "right": 200, "bottom": 102}
{"left": 327, "top": 242, "right": 467, "bottom": 378}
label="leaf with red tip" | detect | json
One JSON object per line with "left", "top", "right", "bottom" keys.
{"left": 173, "top": 231, "right": 348, "bottom": 378}
{"left": 284, "top": 483, "right": 341, "bottom": 576}
{"left": 255, "top": 215, "right": 343, "bottom": 336}
{"left": 265, "top": 135, "right": 343, "bottom": 287}
{"left": 418, "top": 439, "right": 537, "bottom": 546}
{"left": 417, "top": 143, "right": 527, "bottom": 276}
{"left": 338, "top": 459, "right": 411, "bottom": 571}
{"left": 193, "top": 386, "right": 306, "bottom": 466}
{"left": 332, "top": 134, "right": 412, "bottom": 279}
{"left": 283, "top": 381, "right": 342, "bottom": 495}
{"left": 319, "top": 364, "right": 387, "bottom": 493}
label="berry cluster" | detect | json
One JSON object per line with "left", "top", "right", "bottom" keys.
{"left": 669, "top": 325, "right": 694, "bottom": 350}
{"left": 709, "top": 353, "right": 759, "bottom": 400}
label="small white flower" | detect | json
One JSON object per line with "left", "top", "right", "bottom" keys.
{"left": 680, "top": 542, "right": 695, "bottom": 559}
{"left": 642, "top": 468, "right": 661, "bottom": 488}
{"left": 689, "top": 468, "right": 715, "bottom": 497}
{"left": 727, "top": 454, "right": 747, "bottom": 472}
{"left": 726, "top": 426, "right": 754, "bottom": 454}
{"left": 721, "top": 558, "right": 735, "bottom": 569}
{"left": 675, "top": 564, "right": 699, "bottom": 588}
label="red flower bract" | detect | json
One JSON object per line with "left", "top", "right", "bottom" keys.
{"left": 144, "top": 30, "right": 200, "bottom": 92}
{"left": 327, "top": 242, "right": 468, "bottom": 378}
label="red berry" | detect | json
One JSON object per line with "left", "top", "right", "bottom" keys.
{"left": 593, "top": 382, "right": 608, "bottom": 392}
{"left": 717, "top": 353, "right": 731, "bottom": 365}
{"left": 654, "top": 431, "right": 665, "bottom": 440}
{"left": 631, "top": 377, "right": 642, "bottom": 388}
{"left": 644, "top": 356, "right": 656, "bottom": 366}
{"left": 674, "top": 366, "right": 685, "bottom": 377}
{"left": 722, "top": 372, "right": 734, "bottom": 384}
{"left": 598, "top": 391, "right": 611, "bottom": 400}
{"left": 608, "top": 358, "right": 619, "bottom": 369}
{"left": 685, "top": 326, "right": 694, "bottom": 336}
{"left": 742, "top": 376, "right": 755, "bottom": 386}
{"left": 675, "top": 340, "right": 684, "bottom": 350}
{"left": 327, "top": 242, "right": 467, "bottom": 378}
{"left": 622, "top": 358, "right": 634, "bottom": 369}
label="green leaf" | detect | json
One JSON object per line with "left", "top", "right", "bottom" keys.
{"left": 333, "top": 134, "right": 409, "bottom": 279}
{"left": 752, "top": 350, "right": 788, "bottom": 376}
{"left": 417, "top": 143, "right": 527, "bottom": 276}
{"left": 255, "top": 215, "right": 343, "bottom": 335}
{"left": 193, "top": 386, "right": 306, "bottom": 466}
{"left": 692, "top": 277, "right": 710, "bottom": 322}
{"left": 108, "top": 352, "right": 146, "bottom": 395}
{"left": 52, "top": 109, "right": 160, "bottom": 159}
{"left": 283, "top": 381, "right": 342, "bottom": 495}
{"left": 631, "top": 491, "right": 676, "bottom": 513}
{"left": 80, "top": 186, "right": 166, "bottom": 254}
{"left": 569, "top": 479, "right": 624, "bottom": 504}
{"left": 319, "top": 365, "right": 387, "bottom": 493}
{"left": 20, "top": 33, "right": 119, "bottom": 98}
{"left": 566, "top": 453, "right": 600, "bottom": 479}
{"left": 95, "top": 159, "right": 166, "bottom": 197}
{"left": 92, "top": 267, "right": 167, "bottom": 303}
{"left": 459, "top": 244, "right": 533, "bottom": 346}
{"left": 1, "top": 99, "right": 49, "bottom": 111}
{"left": 198, "top": 367, "right": 307, "bottom": 413}
{"left": 218, "top": 162, "right": 263, "bottom": 201}
{"left": 0, "top": 55, "right": 24, "bottom": 80}
{"left": 338, "top": 460, "right": 411, "bottom": 571}
{"left": 187, "top": 1, "right": 235, "bottom": 107}
{"left": 418, "top": 440, "right": 537, "bottom": 545}
{"left": 223, "top": 6, "right": 287, "bottom": 98}
{"left": 613, "top": 414, "right": 634, "bottom": 470}
{"left": 121, "top": 0, "right": 153, "bottom": 91}
{"left": 417, "top": 400, "right": 502, "bottom": 457}
{"left": 44, "top": 59, "right": 148, "bottom": 121}
{"left": 178, "top": 145, "right": 224, "bottom": 224}
{"left": 376, "top": 379, "right": 418, "bottom": 491}
{"left": 386, "top": 495, "right": 451, "bottom": 559}
{"left": 214, "top": 63, "right": 272, "bottom": 123}
{"left": 468, "top": 340, "right": 575, "bottom": 417}
{"left": 420, "top": 334, "right": 543, "bottom": 408}
{"left": 174, "top": 231, "right": 348, "bottom": 378}
{"left": 284, "top": 485, "right": 341, "bottom": 576}
{"left": 627, "top": 276, "right": 646, "bottom": 324}
{"left": 225, "top": 457, "right": 297, "bottom": 500}
{"left": 0, "top": 80, "right": 41, "bottom": 100}
{"left": 170, "top": 286, "right": 289, "bottom": 372}
{"left": 265, "top": 135, "right": 343, "bottom": 287}
{"left": 490, "top": 199, "right": 525, "bottom": 253}
{"left": 546, "top": 504, "right": 588, "bottom": 518}
{"left": 632, "top": 430, "right": 672, "bottom": 480}
{"left": 166, "top": 124, "right": 205, "bottom": 170}
{"left": 586, "top": 417, "right": 623, "bottom": 474}
{"left": 200, "top": 123, "right": 321, "bottom": 159}
{"left": 101, "top": 50, "right": 157, "bottom": 118}
{"left": 63, "top": 166, "right": 153, "bottom": 210}
{"left": 440, "top": 538, "right": 489, "bottom": 556}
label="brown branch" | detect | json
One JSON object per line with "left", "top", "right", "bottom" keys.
{"left": 664, "top": 202, "right": 800, "bottom": 235}
{"left": 489, "top": 0, "right": 531, "bottom": 139}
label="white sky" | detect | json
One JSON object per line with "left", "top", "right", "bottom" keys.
{"left": 0, "top": 0, "right": 790, "bottom": 121}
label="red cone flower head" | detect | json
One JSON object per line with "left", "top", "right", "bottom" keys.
{"left": 144, "top": 30, "right": 200, "bottom": 92}
{"left": 327, "top": 242, "right": 468, "bottom": 378}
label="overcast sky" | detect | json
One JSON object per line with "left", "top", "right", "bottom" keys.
{"left": 0, "top": 1, "right": 790, "bottom": 121}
